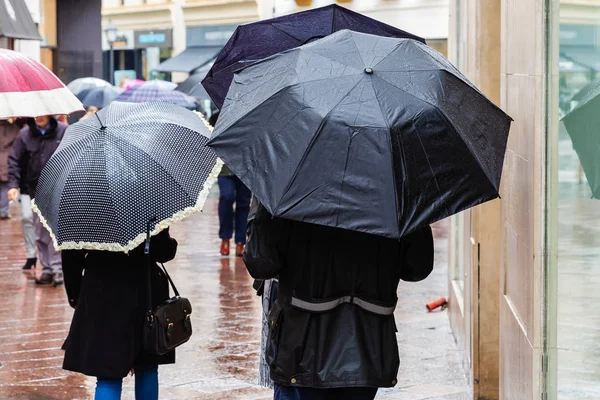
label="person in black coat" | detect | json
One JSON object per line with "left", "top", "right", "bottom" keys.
{"left": 61, "top": 229, "right": 177, "bottom": 400}
{"left": 243, "top": 205, "right": 434, "bottom": 400}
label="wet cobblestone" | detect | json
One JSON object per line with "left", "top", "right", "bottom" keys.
{"left": 0, "top": 198, "right": 468, "bottom": 399}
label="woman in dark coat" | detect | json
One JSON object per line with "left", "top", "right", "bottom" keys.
{"left": 61, "top": 229, "right": 177, "bottom": 400}
{"left": 243, "top": 205, "right": 434, "bottom": 400}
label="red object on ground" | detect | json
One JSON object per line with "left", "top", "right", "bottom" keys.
{"left": 0, "top": 49, "right": 83, "bottom": 118}
{"left": 426, "top": 297, "right": 448, "bottom": 312}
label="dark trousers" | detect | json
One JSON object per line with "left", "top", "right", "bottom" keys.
{"left": 274, "top": 384, "right": 378, "bottom": 400}
{"left": 218, "top": 176, "right": 251, "bottom": 244}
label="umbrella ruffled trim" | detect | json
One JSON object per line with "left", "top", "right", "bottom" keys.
{"left": 31, "top": 158, "right": 223, "bottom": 253}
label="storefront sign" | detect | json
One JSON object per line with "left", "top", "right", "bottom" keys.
{"left": 187, "top": 25, "right": 237, "bottom": 47}
{"left": 134, "top": 29, "right": 173, "bottom": 48}
{"left": 102, "top": 29, "right": 134, "bottom": 51}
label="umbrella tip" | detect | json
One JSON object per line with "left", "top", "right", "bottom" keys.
{"left": 364, "top": 68, "right": 374, "bottom": 74}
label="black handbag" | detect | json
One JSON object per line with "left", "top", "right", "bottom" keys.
{"left": 143, "top": 222, "right": 192, "bottom": 356}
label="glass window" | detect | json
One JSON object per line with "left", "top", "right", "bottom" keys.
{"left": 547, "top": 2, "right": 600, "bottom": 398}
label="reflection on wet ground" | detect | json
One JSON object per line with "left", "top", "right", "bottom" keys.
{"left": 557, "top": 131, "right": 600, "bottom": 399}
{"left": 0, "top": 196, "right": 468, "bottom": 399}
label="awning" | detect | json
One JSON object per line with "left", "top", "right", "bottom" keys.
{"left": 154, "top": 46, "right": 222, "bottom": 73}
{"left": 560, "top": 49, "right": 600, "bottom": 73}
{"left": 0, "top": 0, "right": 42, "bottom": 41}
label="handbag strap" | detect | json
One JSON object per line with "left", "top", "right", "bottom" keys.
{"left": 157, "top": 262, "right": 180, "bottom": 298}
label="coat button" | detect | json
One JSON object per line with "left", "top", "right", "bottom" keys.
{"left": 291, "top": 378, "right": 297, "bottom": 384}
{"left": 392, "top": 379, "right": 397, "bottom": 385}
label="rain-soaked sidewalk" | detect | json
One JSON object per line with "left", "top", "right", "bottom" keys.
{"left": 0, "top": 198, "right": 469, "bottom": 400}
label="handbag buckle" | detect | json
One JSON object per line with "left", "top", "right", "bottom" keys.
{"left": 166, "top": 322, "right": 174, "bottom": 340}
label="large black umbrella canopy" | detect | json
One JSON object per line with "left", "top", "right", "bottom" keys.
{"left": 562, "top": 87, "right": 600, "bottom": 198}
{"left": 33, "top": 102, "right": 222, "bottom": 252}
{"left": 209, "top": 30, "right": 512, "bottom": 239}
{"left": 202, "top": 4, "right": 425, "bottom": 109}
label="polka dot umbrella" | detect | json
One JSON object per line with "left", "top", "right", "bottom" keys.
{"left": 32, "top": 101, "right": 222, "bottom": 253}
{"left": 0, "top": 49, "right": 83, "bottom": 118}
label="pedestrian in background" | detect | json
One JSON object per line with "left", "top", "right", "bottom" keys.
{"left": 209, "top": 111, "right": 251, "bottom": 257}
{"left": 0, "top": 119, "right": 20, "bottom": 220}
{"left": 8, "top": 116, "right": 67, "bottom": 284}
{"left": 244, "top": 203, "right": 435, "bottom": 400}
{"left": 61, "top": 229, "right": 178, "bottom": 400}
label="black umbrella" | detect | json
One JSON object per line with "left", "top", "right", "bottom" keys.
{"left": 202, "top": 4, "right": 425, "bottom": 109}
{"left": 562, "top": 86, "right": 600, "bottom": 198}
{"left": 209, "top": 30, "right": 512, "bottom": 239}
{"left": 79, "top": 85, "right": 124, "bottom": 108}
{"left": 176, "top": 62, "right": 214, "bottom": 99}
{"left": 32, "top": 102, "right": 222, "bottom": 252}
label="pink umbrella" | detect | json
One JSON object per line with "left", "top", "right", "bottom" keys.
{"left": 0, "top": 49, "right": 83, "bottom": 119}
{"left": 122, "top": 78, "right": 145, "bottom": 90}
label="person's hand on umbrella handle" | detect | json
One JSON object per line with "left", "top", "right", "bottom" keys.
{"left": 7, "top": 188, "right": 19, "bottom": 203}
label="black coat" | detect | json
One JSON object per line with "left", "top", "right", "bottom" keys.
{"left": 243, "top": 206, "right": 434, "bottom": 389}
{"left": 61, "top": 230, "right": 178, "bottom": 379}
{"left": 7, "top": 118, "right": 67, "bottom": 197}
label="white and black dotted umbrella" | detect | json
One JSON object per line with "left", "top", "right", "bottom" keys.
{"left": 32, "top": 101, "right": 222, "bottom": 252}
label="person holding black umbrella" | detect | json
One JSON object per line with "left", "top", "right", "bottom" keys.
{"left": 244, "top": 203, "right": 434, "bottom": 399}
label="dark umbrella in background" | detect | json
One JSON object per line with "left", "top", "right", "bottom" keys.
{"left": 78, "top": 85, "right": 124, "bottom": 108}
{"left": 562, "top": 85, "right": 600, "bottom": 198}
{"left": 202, "top": 4, "right": 425, "bottom": 109}
{"left": 116, "top": 80, "right": 197, "bottom": 109}
{"left": 209, "top": 30, "right": 512, "bottom": 239}
{"left": 176, "top": 62, "right": 214, "bottom": 99}
{"left": 32, "top": 102, "right": 222, "bottom": 252}
{"left": 67, "top": 77, "right": 112, "bottom": 96}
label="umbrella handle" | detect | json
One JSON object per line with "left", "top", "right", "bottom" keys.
{"left": 144, "top": 217, "right": 157, "bottom": 255}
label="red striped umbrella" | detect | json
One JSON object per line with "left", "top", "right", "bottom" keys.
{"left": 0, "top": 49, "right": 83, "bottom": 119}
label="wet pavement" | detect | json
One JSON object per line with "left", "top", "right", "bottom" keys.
{"left": 0, "top": 195, "right": 468, "bottom": 400}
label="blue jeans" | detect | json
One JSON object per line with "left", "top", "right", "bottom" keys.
{"left": 274, "top": 384, "right": 378, "bottom": 400}
{"left": 95, "top": 366, "right": 158, "bottom": 400}
{"left": 218, "top": 176, "right": 251, "bottom": 244}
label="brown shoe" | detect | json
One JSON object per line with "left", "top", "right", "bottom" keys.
{"left": 220, "top": 239, "right": 230, "bottom": 256}
{"left": 235, "top": 243, "right": 244, "bottom": 257}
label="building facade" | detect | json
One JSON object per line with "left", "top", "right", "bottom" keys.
{"left": 101, "top": 0, "right": 259, "bottom": 82}
{"left": 448, "top": 0, "right": 600, "bottom": 399}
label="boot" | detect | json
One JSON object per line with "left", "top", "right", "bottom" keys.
{"left": 220, "top": 239, "right": 230, "bottom": 256}
{"left": 22, "top": 257, "right": 37, "bottom": 270}
{"left": 235, "top": 243, "right": 244, "bottom": 257}
{"left": 52, "top": 272, "right": 64, "bottom": 287}
{"left": 35, "top": 272, "right": 53, "bottom": 285}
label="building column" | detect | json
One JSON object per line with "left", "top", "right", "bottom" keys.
{"left": 170, "top": 0, "right": 187, "bottom": 83}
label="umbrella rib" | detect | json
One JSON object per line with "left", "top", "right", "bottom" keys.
{"left": 275, "top": 77, "right": 367, "bottom": 215}
{"left": 370, "top": 79, "right": 402, "bottom": 238}
{"left": 373, "top": 73, "right": 499, "bottom": 195}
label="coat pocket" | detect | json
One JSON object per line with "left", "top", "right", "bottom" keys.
{"left": 266, "top": 300, "right": 283, "bottom": 366}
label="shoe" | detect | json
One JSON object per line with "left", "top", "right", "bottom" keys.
{"left": 0, "top": 214, "right": 9, "bottom": 220}
{"left": 235, "top": 243, "right": 244, "bottom": 257}
{"left": 220, "top": 239, "right": 230, "bottom": 256}
{"left": 22, "top": 257, "right": 37, "bottom": 270}
{"left": 35, "top": 272, "right": 53, "bottom": 285}
{"left": 52, "top": 273, "right": 64, "bottom": 287}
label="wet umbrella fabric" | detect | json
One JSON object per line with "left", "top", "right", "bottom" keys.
{"left": 202, "top": 4, "right": 425, "bottom": 109}
{"left": 209, "top": 30, "right": 512, "bottom": 239}
{"left": 116, "top": 80, "right": 196, "bottom": 108}
{"left": 562, "top": 86, "right": 600, "bottom": 198}
{"left": 32, "top": 102, "right": 222, "bottom": 252}
{"left": 78, "top": 86, "right": 124, "bottom": 108}
{"left": 0, "top": 49, "right": 83, "bottom": 118}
